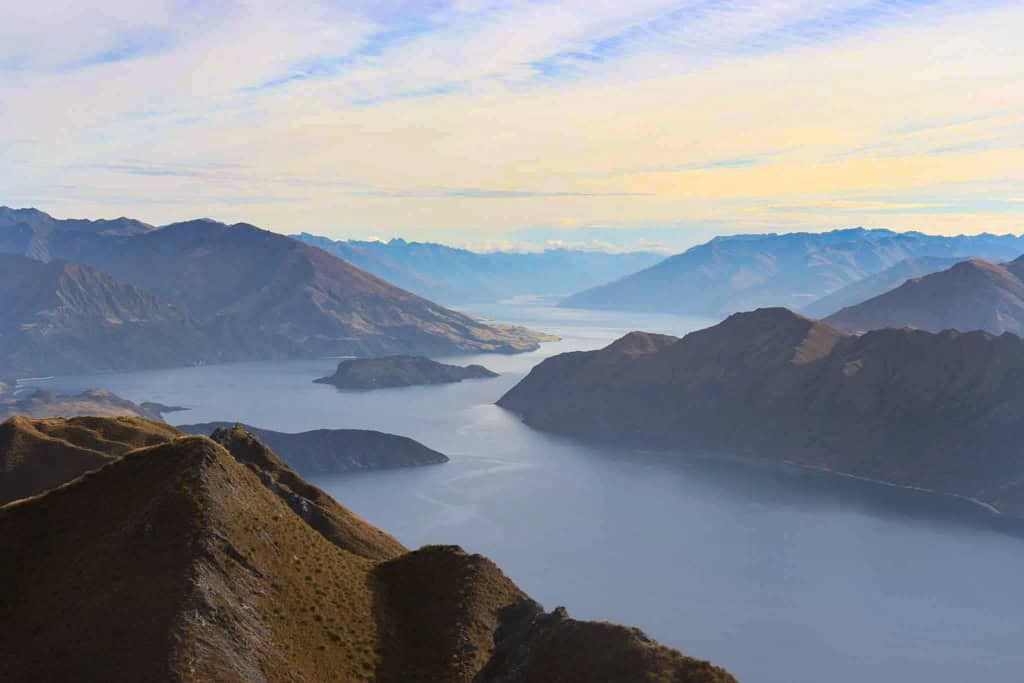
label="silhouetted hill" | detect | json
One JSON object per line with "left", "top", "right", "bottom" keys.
{"left": 295, "top": 233, "right": 664, "bottom": 304}
{"left": 0, "top": 419, "right": 735, "bottom": 682}
{"left": 802, "top": 255, "right": 966, "bottom": 318}
{"left": 561, "top": 228, "right": 1024, "bottom": 317}
{"left": 315, "top": 355, "right": 498, "bottom": 390}
{"left": 826, "top": 257, "right": 1024, "bottom": 335}
{"left": 0, "top": 253, "right": 213, "bottom": 375}
{"left": 180, "top": 421, "right": 449, "bottom": 474}
{"left": 500, "top": 308, "right": 1024, "bottom": 517}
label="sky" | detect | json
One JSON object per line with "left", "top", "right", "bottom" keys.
{"left": 1, "top": 0, "right": 1022, "bottom": 252}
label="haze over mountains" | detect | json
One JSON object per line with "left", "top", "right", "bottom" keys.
{"left": 560, "top": 228, "right": 1024, "bottom": 317}
{"left": 295, "top": 233, "right": 664, "bottom": 304}
{"left": 825, "top": 257, "right": 1024, "bottom": 336}
{"left": 499, "top": 308, "right": 1024, "bottom": 518}
{"left": 0, "top": 208, "right": 550, "bottom": 376}
{"left": 0, "top": 418, "right": 735, "bottom": 682}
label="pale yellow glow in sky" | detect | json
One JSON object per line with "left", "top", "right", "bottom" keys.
{"left": 1, "top": 1, "right": 1021, "bottom": 250}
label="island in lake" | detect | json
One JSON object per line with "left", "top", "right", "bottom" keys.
{"left": 315, "top": 355, "right": 499, "bottom": 390}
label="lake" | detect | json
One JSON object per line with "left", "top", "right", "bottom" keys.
{"left": 42, "top": 303, "right": 1024, "bottom": 683}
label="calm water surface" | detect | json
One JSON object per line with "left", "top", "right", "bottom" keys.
{"left": 43, "top": 304, "right": 1024, "bottom": 683}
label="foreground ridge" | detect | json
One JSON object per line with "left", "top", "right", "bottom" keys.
{"left": 0, "top": 418, "right": 736, "bottom": 682}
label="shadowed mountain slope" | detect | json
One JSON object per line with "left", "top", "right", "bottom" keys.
{"left": 0, "top": 253, "right": 212, "bottom": 375}
{"left": 561, "top": 228, "right": 1024, "bottom": 317}
{"left": 825, "top": 257, "right": 1024, "bottom": 335}
{"left": 0, "top": 206, "right": 151, "bottom": 261}
{"left": 12, "top": 214, "right": 548, "bottom": 359}
{"left": 500, "top": 308, "right": 1024, "bottom": 517}
{"left": 0, "top": 419, "right": 735, "bottom": 682}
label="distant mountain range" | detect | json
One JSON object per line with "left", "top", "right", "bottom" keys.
{"left": 499, "top": 308, "right": 1024, "bottom": 518}
{"left": 0, "top": 418, "right": 735, "bottom": 682}
{"left": 294, "top": 233, "right": 664, "bottom": 304}
{"left": 560, "top": 228, "right": 1024, "bottom": 317}
{"left": 0, "top": 208, "right": 551, "bottom": 376}
{"left": 826, "top": 257, "right": 1024, "bottom": 335}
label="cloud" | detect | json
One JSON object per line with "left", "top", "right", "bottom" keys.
{"left": 0, "top": 1, "right": 1022, "bottom": 249}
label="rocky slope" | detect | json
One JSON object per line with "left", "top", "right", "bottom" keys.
{"left": 561, "top": 228, "right": 1024, "bottom": 317}
{"left": 802, "top": 255, "right": 965, "bottom": 318}
{"left": 315, "top": 355, "right": 498, "bottom": 390}
{"left": 0, "top": 253, "right": 213, "bottom": 375}
{"left": 180, "top": 421, "right": 449, "bottom": 474}
{"left": 499, "top": 308, "right": 1024, "bottom": 518}
{"left": 295, "top": 233, "right": 664, "bottom": 305}
{"left": 825, "top": 257, "right": 1024, "bottom": 335}
{"left": 0, "top": 418, "right": 735, "bottom": 682}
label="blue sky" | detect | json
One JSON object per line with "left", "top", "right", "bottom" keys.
{"left": 1, "top": 1, "right": 1022, "bottom": 252}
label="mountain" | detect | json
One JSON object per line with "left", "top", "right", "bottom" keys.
{"left": 179, "top": 421, "right": 449, "bottom": 474}
{"left": 560, "top": 228, "right": 1024, "bottom": 317}
{"left": 0, "top": 253, "right": 214, "bottom": 375}
{"left": 0, "top": 386, "right": 182, "bottom": 422}
{"left": 0, "top": 415, "right": 182, "bottom": 505}
{"left": 499, "top": 308, "right": 1024, "bottom": 518}
{"left": 825, "top": 257, "right": 1024, "bottom": 335}
{"left": 0, "top": 206, "right": 151, "bottom": 261}
{"left": 0, "top": 418, "right": 735, "bottom": 682}
{"left": 294, "top": 233, "right": 665, "bottom": 304}
{"left": 315, "top": 355, "right": 498, "bottom": 390}
{"left": 0, "top": 210, "right": 552, "bottom": 374}
{"left": 802, "top": 256, "right": 966, "bottom": 318}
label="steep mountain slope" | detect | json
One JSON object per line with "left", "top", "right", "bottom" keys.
{"left": 499, "top": 308, "right": 1024, "bottom": 517}
{"left": 826, "top": 257, "right": 1024, "bottom": 335}
{"left": 181, "top": 421, "right": 449, "bottom": 475}
{"left": 561, "top": 228, "right": 1024, "bottom": 317}
{"left": 315, "top": 355, "right": 498, "bottom": 390}
{"left": 295, "top": 233, "right": 664, "bottom": 304}
{"left": 802, "top": 256, "right": 965, "bottom": 318}
{"left": 0, "top": 253, "right": 213, "bottom": 375}
{"left": 0, "top": 419, "right": 735, "bottom": 682}
{"left": 18, "top": 215, "right": 549, "bottom": 359}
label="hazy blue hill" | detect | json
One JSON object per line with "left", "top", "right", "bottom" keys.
{"left": 825, "top": 256, "right": 1024, "bottom": 335}
{"left": 0, "top": 206, "right": 151, "bottom": 261}
{"left": 560, "top": 228, "right": 1024, "bottom": 317}
{"left": 294, "top": 233, "right": 664, "bottom": 304}
{"left": 802, "top": 255, "right": 967, "bottom": 318}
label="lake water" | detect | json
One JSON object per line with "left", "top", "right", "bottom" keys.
{"left": 42, "top": 304, "right": 1024, "bottom": 683}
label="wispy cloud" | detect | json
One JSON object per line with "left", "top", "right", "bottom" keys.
{"left": 0, "top": 1, "right": 1022, "bottom": 249}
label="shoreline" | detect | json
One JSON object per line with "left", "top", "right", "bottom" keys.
{"left": 782, "top": 460, "right": 1004, "bottom": 517}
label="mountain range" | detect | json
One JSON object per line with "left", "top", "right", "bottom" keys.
{"left": 294, "top": 233, "right": 664, "bottom": 305}
{"left": 0, "top": 418, "right": 735, "bottom": 682}
{"left": 499, "top": 308, "right": 1024, "bottom": 518}
{"left": 825, "top": 257, "right": 1024, "bottom": 336}
{"left": 560, "top": 228, "right": 1024, "bottom": 317}
{"left": 0, "top": 208, "right": 551, "bottom": 376}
